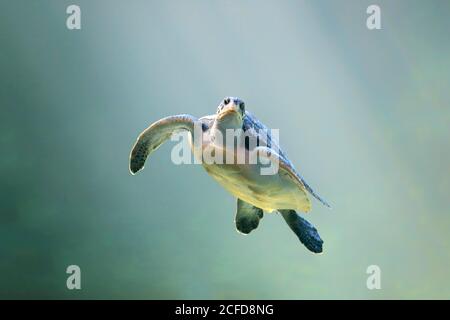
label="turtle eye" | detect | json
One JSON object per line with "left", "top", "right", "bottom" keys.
{"left": 223, "top": 98, "right": 230, "bottom": 105}
{"left": 239, "top": 102, "right": 245, "bottom": 113}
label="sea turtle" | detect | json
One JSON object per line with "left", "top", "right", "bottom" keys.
{"left": 129, "top": 97, "right": 330, "bottom": 253}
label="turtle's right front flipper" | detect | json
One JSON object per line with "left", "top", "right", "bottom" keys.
{"left": 129, "top": 114, "right": 198, "bottom": 174}
{"left": 279, "top": 210, "right": 323, "bottom": 254}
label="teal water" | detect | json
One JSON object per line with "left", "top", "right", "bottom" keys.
{"left": 0, "top": 0, "right": 449, "bottom": 299}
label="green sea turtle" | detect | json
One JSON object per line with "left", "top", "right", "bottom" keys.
{"left": 129, "top": 97, "right": 330, "bottom": 253}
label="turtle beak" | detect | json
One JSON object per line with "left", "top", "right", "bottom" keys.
{"left": 217, "top": 108, "right": 239, "bottom": 120}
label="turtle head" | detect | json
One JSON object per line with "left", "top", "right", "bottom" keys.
{"left": 215, "top": 97, "right": 245, "bottom": 130}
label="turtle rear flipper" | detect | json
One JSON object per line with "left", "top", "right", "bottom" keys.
{"left": 279, "top": 210, "right": 323, "bottom": 254}
{"left": 235, "top": 199, "right": 263, "bottom": 234}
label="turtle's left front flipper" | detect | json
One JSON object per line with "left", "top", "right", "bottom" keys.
{"left": 279, "top": 210, "right": 323, "bottom": 254}
{"left": 235, "top": 199, "right": 264, "bottom": 234}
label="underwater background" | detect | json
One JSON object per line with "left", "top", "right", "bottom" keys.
{"left": 0, "top": 0, "right": 449, "bottom": 299}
